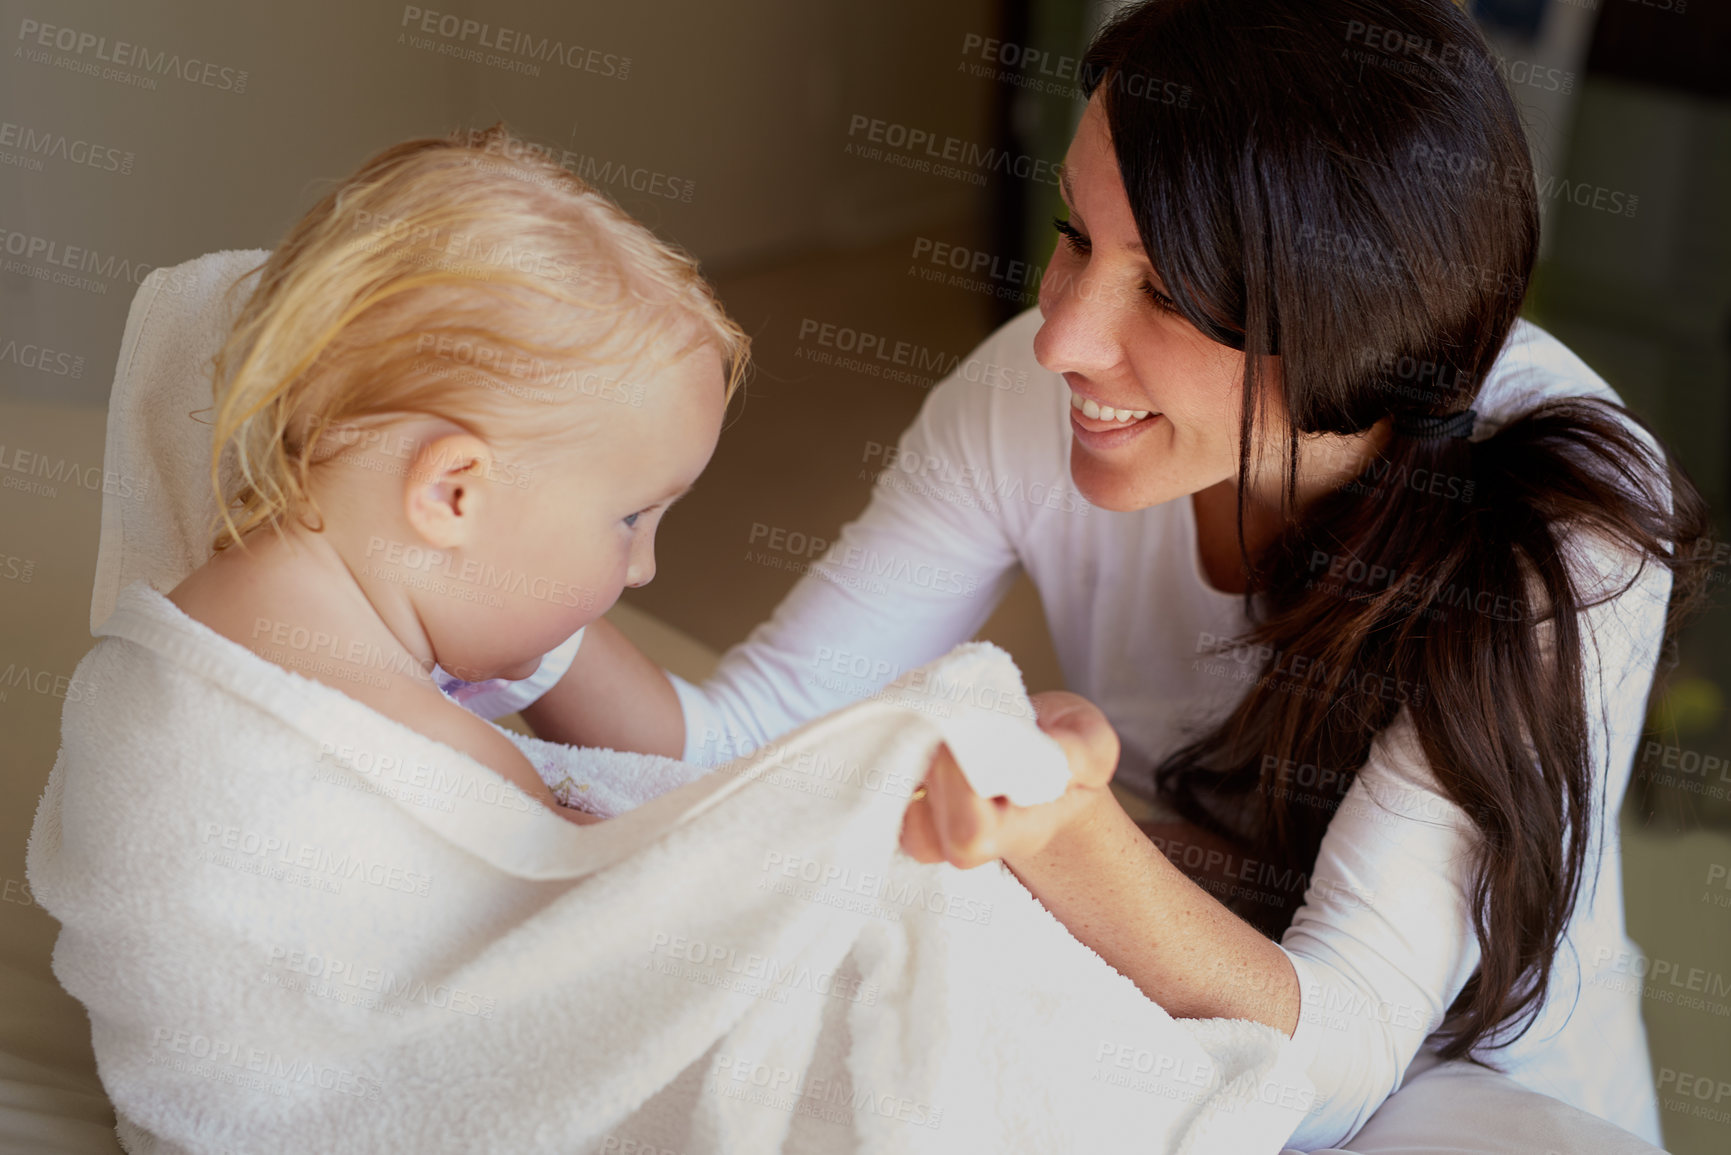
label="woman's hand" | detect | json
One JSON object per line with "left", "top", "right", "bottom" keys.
{"left": 899, "top": 691, "right": 1121, "bottom": 869}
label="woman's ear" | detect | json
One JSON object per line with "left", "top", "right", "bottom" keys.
{"left": 403, "top": 433, "right": 494, "bottom": 550}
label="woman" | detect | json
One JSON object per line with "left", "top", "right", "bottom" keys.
{"left": 497, "top": 0, "right": 1707, "bottom": 1147}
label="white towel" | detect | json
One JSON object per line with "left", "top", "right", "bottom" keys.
{"left": 87, "top": 249, "right": 271, "bottom": 633}
{"left": 28, "top": 580, "right": 1312, "bottom": 1154}
{"left": 40, "top": 250, "right": 1315, "bottom": 1152}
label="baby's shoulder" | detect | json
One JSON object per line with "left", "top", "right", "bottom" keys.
{"left": 167, "top": 551, "right": 591, "bottom": 824}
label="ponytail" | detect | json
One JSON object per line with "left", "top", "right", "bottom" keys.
{"left": 1160, "top": 399, "right": 1709, "bottom": 1055}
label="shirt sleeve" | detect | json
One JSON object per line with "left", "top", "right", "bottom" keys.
{"left": 1274, "top": 535, "right": 1672, "bottom": 1150}
{"left": 673, "top": 341, "right": 1033, "bottom": 764}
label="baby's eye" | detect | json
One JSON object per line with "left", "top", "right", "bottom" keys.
{"left": 622, "top": 512, "right": 641, "bottom": 528}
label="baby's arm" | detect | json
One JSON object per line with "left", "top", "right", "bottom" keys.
{"left": 519, "top": 618, "right": 686, "bottom": 758}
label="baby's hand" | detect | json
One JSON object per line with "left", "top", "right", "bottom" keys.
{"left": 899, "top": 691, "right": 1119, "bottom": 869}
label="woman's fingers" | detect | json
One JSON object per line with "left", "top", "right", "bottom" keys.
{"left": 925, "top": 746, "right": 1003, "bottom": 869}
{"left": 898, "top": 693, "right": 1122, "bottom": 870}
{"left": 899, "top": 743, "right": 1004, "bottom": 869}
{"left": 1031, "top": 690, "right": 1120, "bottom": 789}
{"left": 900, "top": 743, "right": 965, "bottom": 863}
{"left": 899, "top": 781, "right": 945, "bottom": 863}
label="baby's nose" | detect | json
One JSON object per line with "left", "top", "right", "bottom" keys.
{"left": 625, "top": 559, "right": 656, "bottom": 588}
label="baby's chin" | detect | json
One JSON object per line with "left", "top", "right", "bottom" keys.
{"left": 436, "top": 652, "right": 545, "bottom": 684}
{"left": 494, "top": 654, "right": 547, "bottom": 681}
{"left": 488, "top": 613, "right": 610, "bottom": 681}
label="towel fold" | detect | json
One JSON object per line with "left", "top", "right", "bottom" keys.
{"left": 87, "top": 250, "right": 271, "bottom": 634}
{"left": 28, "top": 579, "right": 1312, "bottom": 1153}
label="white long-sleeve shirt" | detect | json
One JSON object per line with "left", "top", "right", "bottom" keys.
{"left": 666, "top": 309, "right": 1670, "bottom": 1149}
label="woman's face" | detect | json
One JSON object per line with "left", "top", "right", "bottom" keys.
{"left": 1035, "top": 96, "right": 1265, "bottom": 513}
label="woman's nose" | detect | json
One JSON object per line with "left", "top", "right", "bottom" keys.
{"left": 1035, "top": 263, "right": 1123, "bottom": 380}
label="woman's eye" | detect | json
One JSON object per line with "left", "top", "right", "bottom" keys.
{"left": 1052, "top": 215, "right": 1090, "bottom": 255}
{"left": 1141, "top": 282, "right": 1182, "bottom": 316}
{"left": 622, "top": 511, "right": 641, "bottom": 528}
{"left": 1056, "top": 215, "right": 1179, "bottom": 318}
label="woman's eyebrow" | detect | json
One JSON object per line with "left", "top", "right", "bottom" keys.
{"left": 1059, "top": 166, "right": 1158, "bottom": 272}
{"left": 1058, "top": 168, "right": 1142, "bottom": 256}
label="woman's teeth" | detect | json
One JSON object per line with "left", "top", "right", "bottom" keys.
{"left": 1070, "top": 391, "right": 1152, "bottom": 424}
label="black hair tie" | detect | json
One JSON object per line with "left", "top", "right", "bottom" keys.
{"left": 1393, "top": 408, "right": 1477, "bottom": 441}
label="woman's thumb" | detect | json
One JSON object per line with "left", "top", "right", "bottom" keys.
{"left": 1031, "top": 691, "right": 1120, "bottom": 788}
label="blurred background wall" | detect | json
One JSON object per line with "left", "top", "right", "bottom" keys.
{"left": 1, "top": 0, "right": 1728, "bottom": 1150}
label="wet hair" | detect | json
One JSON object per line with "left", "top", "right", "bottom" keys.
{"left": 207, "top": 123, "right": 747, "bottom": 550}
{"left": 1082, "top": 0, "right": 1710, "bottom": 1058}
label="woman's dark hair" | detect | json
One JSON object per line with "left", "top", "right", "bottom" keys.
{"left": 1082, "top": 0, "right": 1712, "bottom": 1059}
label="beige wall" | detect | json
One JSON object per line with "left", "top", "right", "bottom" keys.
{"left": 0, "top": 0, "right": 995, "bottom": 405}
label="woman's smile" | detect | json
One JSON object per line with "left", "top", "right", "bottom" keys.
{"left": 1067, "top": 378, "right": 1162, "bottom": 449}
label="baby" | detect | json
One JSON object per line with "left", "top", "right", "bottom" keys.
{"left": 167, "top": 124, "right": 747, "bottom": 825}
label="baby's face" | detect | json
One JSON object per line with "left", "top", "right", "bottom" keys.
{"left": 412, "top": 344, "right": 728, "bottom": 683}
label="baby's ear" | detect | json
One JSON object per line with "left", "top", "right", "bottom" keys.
{"left": 403, "top": 433, "right": 494, "bottom": 549}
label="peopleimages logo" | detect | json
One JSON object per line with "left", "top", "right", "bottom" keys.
{"left": 0, "top": 335, "right": 84, "bottom": 378}
{"left": 147, "top": 1027, "right": 381, "bottom": 1100}
{"left": 845, "top": 114, "right": 1061, "bottom": 187}
{"left": 958, "top": 33, "right": 1193, "bottom": 107}
{"left": 398, "top": 7, "right": 630, "bottom": 79}
{"left": 15, "top": 18, "right": 249, "bottom": 92}
{"left": 0, "top": 441, "right": 148, "bottom": 499}
{"left": 0, "top": 225, "right": 154, "bottom": 290}
{"left": 0, "top": 119, "right": 135, "bottom": 174}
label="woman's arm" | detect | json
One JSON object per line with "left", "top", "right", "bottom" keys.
{"left": 914, "top": 535, "right": 1672, "bottom": 1150}
{"left": 1001, "top": 713, "right": 1476, "bottom": 1140}
{"left": 902, "top": 693, "right": 1300, "bottom": 1027}
{"left": 1013, "top": 791, "right": 1302, "bottom": 1029}
{"left": 914, "top": 704, "right": 1489, "bottom": 1146}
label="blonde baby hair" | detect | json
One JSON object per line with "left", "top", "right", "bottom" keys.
{"left": 205, "top": 122, "right": 748, "bottom": 551}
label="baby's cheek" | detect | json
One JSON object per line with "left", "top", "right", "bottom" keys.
{"left": 572, "top": 556, "right": 628, "bottom": 615}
